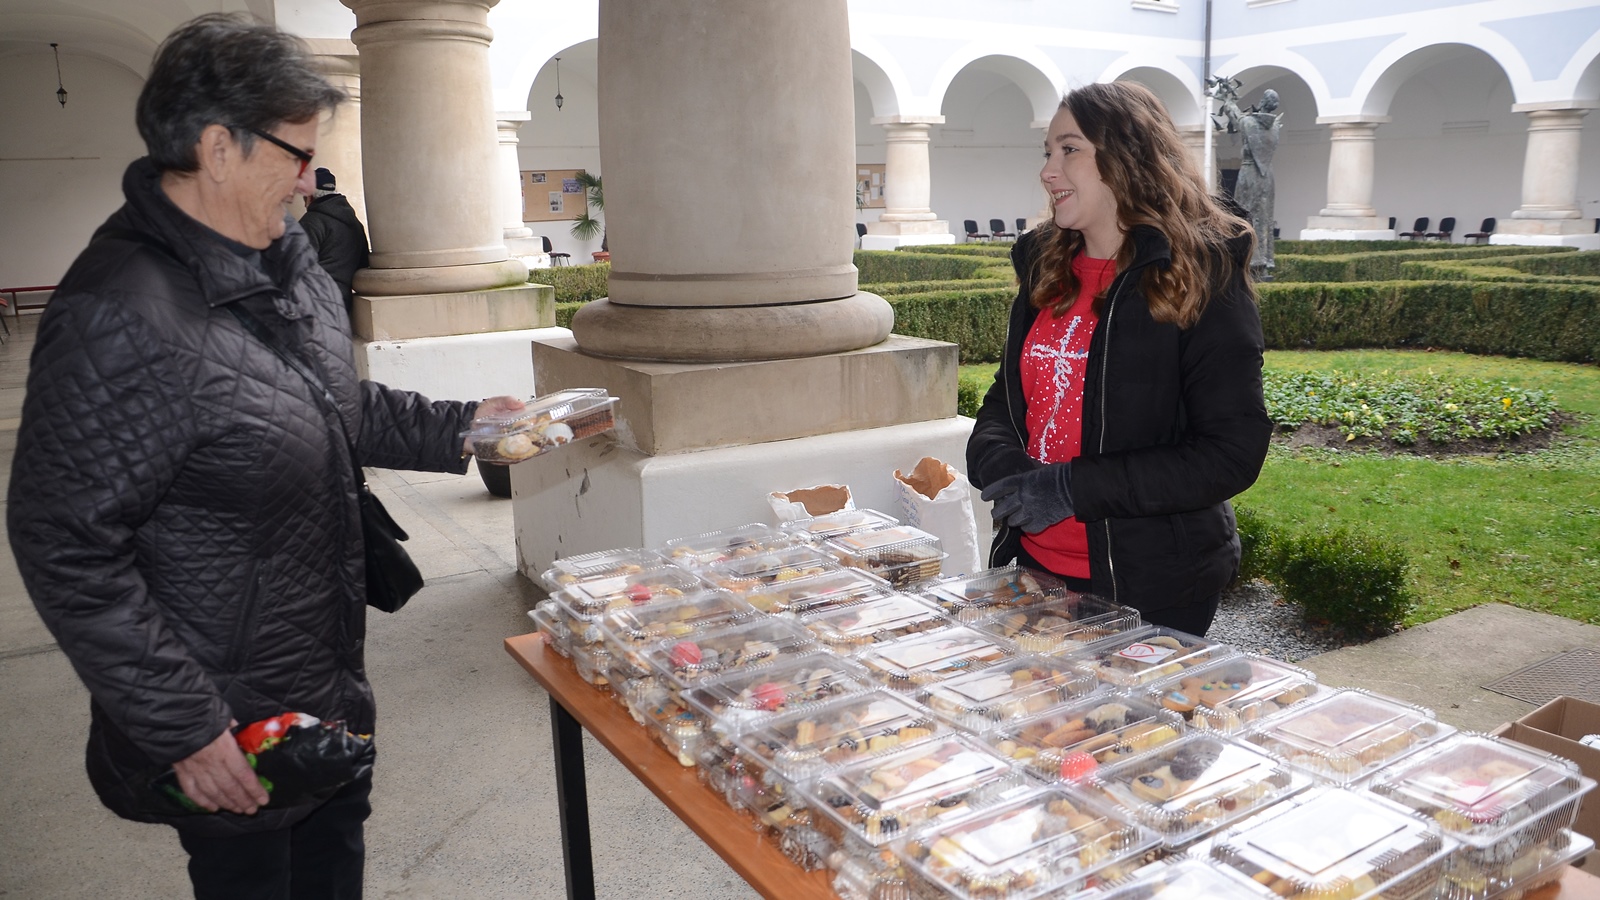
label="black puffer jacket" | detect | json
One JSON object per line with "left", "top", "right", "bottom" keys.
{"left": 967, "top": 225, "right": 1272, "bottom": 618}
{"left": 8, "top": 159, "right": 475, "bottom": 836}
{"left": 299, "top": 193, "right": 370, "bottom": 309}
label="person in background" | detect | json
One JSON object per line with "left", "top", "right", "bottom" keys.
{"left": 967, "top": 81, "right": 1272, "bottom": 636}
{"left": 299, "top": 166, "right": 370, "bottom": 314}
{"left": 7, "top": 14, "right": 520, "bottom": 899}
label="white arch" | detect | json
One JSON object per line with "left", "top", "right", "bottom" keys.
{"left": 1557, "top": 29, "right": 1600, "bottom": 103}
{"left": 494, "top": 3, "right": 599, "bottom": 113}
{"left": 1099, "top": 55, "right": 1204, "bottom": 125}
{"left": 928, "top": 43, "right": 1064, "bottom": 125}
{"left": 1352, "top": 32, "right": 1529, "bottom": 118}
{"left": 0, "top": 12, "right": 158, "bottom": 81}
{"left": 1216, "top": 47, "right": 1332, "bottom": 120}
{"left": 850, "top": 40, "right": 908, "bottom": 119}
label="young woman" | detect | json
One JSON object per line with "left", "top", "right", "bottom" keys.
{"left": 966, "top": 81, "right": 1273, "bottom": 635}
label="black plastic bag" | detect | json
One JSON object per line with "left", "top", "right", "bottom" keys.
{"left": 146, "top": 713, "right": 374, "bottom": 816}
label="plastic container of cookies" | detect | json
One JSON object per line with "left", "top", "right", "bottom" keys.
{"left": 462, "top": 388, "right": 617, "bottom": 463}
{"left": 800, "top": 734, "right": 1024, "bottom": 853}
{"left": 538, "top": 547, "right": 666, "bottom": 593}
{"left": 1068, "top": 627, "right": 1238, "bottom": 689}
{"left": 822, "top": 525, "right": 947, "bottom": 588}
{"left": 798, "top": 593, "right": 952, "bottom": 653}
{"left": 638, "top": 616, "right": 818, "bottom": 690}
{"left": 893, "top": 785, "right": 1159, "bottom": 900}
{"left": 781, "top": 508, "right": 900, "bottom": 544}
{"left": 988, "top": 694, "right": 1187, "bottom": 781}
{"left": 702, "top": 545, "right": 840, "bottom": 594}
{"left": 549, "top": 564, "right": 707, "bottom": 646}
{"left": 660, "top": 523, "right": 796, "bottom": 570}
{"left": 1084, "top": 732, "right": 1308, "bottom": 851}
{"left": 1095, "top": 857, "right": 1276, "bottom": 898}
{"left": 1243, "top": 688, "right": 1456, "bottom": 786}
{"left": 1207, "top": 786, "right": 1458, "bottom": 900}
{"left": 1479, "top": 829, "right": 1593, "bottom": 900}
{"left": 596, "top": 588, "right": 754, "bottom": 685}
{"left": 528, "top": 599, "right": 572, "bottom": 656}
{"left": 917, "top": 655, "right": 1101, "bottom": 734}
{"left": 855, "top": 626, "right": 1015, "bottom": 692}
{"left": 915, "top": 565, "right": 1072, "bottom": 623}
{"left": 970, "top": 594, "right": 1143, "bottom": 654}
{"left": 742, "top": 567, "right": 897, "bottom": 616}
{"left": 1145, "top": 654, "right": 1321, "bottom": 735}
{"left": 1366, "top": 733, "right": 1594, "bottom": 897}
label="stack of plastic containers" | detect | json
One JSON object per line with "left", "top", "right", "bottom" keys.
{"left": 970, "top": 593, "right": 1143, "bottom": 654}
{"left": 702, "top": 545, "right": 841, "bottom": 595}
{"left": 536, "top": 552, "right": 707, "bottom": 687}
{"left": 1244, "top": 688, "right": 1457, "bottom": 786}
{"left": 797, "top": 592, "right": 953, "bottom": 654}
{"left": 1067, "top": 627, "right": 1238, "bottom": 691}
{"left": 918, "top": 654, "right": 1101, "bottom": 734}
{"left": 916, "top": 565, "right": 1072, "bottom": 624}
{"left": 781, "top": 508, "right": 901, "bottom": 545}
{"left": 1144, "top": 653, "right": 1322, "bottom": 735}
{"left": 1094, "top": 857, "right": 1275, "bottom": 898}
{"left": 595, "top": 589, "right": 755, "bottom": 694}
{"left": 854, "top": 625, "right": 1016, "bottom": 692}
{"left": 821, "top": 524, "right": 947, "bottom": 588}
{"left": 742, "top": 567, "right": 896, "bottom": 616}
{"left": 989, "top": 693, "right": 1187, "bottom": 780}
{"left": 661, "top": 523, "right": 797, "bottom": 569}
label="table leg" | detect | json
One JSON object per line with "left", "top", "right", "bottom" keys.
{"left": 551, "top": 695, "right": 597, "bottom": 900}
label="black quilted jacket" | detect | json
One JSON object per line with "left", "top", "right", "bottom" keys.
{"left": 966, "top": 225, "right": 1272, "bottom": 618}
{"left": 8, "top": 158, "right": 476, "bottom": 836}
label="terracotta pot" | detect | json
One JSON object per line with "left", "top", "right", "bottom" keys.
{"left": 591, "top": 251, "right": 611, "bottom": 262}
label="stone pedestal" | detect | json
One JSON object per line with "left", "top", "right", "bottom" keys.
{"left": 1305, "top": 117, "right": 1390, "bottom": 232}
{"left": 496, "top": 111, "right": 533, "bottom": 242}
{"left": 305, "top": 40, "right": 366, "bottom": 223}
{"left": 862, "top": 116, "right": 953, "bottom": 250}
{"left": 1177, "top": 125, "right": 1211, "bottom": 189}
{"left": 356, "top": 326, "right": 571, "bottom": 401}
{"left": 1299, "top": 229, "right": 1398, "bottom": 241}
{"left": 1497, "top": 105, "right": 1594, "bottom": 245}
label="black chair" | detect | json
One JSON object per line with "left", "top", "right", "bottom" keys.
{"left": 963, "top": 219, "right": 989, "bottom": 242}
{"left": 856, "top": 223, "right": 867, "bottom": 238}
{"left": 1398, "top": 217, "right": 1429, "bottom": 240}
{"left": 1388, "top": 216, "right": 1397, "bottom": 230}
{"left": 1463, "top": 217, "right": 1496, "bottom": 244}
{"left": 1015, "top": 217, "right": 1028, "bottom": 235}
{"left": 989, "top": 218, "right": 1016, "bottom": 240}
{"left": 1425, "top": 217, "right": 1456, "bottom": 242}
{"left": 541, "top": 235, "right": 571, "bottom": 266}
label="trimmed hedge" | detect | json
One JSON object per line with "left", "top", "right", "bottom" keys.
{"left": 555, "top": 301, "right": 584, "bottom": 329}
{"left": 855, "top": 250, "right": 992, "bottom": 283}
{"left": 1497, "top": 249, "right": 1600, "bottom": 277}
{"left": 1275, "top": 239, "right": 1427, "bottom": 256}
{"left": 866, "top": 277, "right": 1013, "bottom": 297}
{"left": 1398, "top": 259, "right": 1600, "bottom": 285}
{"left": 1274, "top": 245, "right": 1566, "bottom": 283}
{"left": 886, "top": 288, "right": 1014, "bottom": 364}
{"left": 892, "top": 244, "right": 1016, "bottom": 259}
{"left": 1234, "top": 507, "right": 1413, "bottom": 637}
{"left": 530, "top": 263, "right": 610, "bottom": 303}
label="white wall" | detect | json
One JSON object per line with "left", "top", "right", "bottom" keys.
{"left": 0, "top": 51, "right": 145, "bottom": 289}
{"left": 516, "top": 49, "right": 605, "bottom": 264}
{"left": 928, "top": 74, "right": 1044, "bottom": 240}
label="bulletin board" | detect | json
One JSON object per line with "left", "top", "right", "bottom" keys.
{"left": 521, "top": 168, "right": 590, "bottom": 223}
{"left": 855, "top": 164, "right": 886, "bottom": 209}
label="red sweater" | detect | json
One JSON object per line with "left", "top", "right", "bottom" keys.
{"left": 1018, "top": 253, "right": 1116, "bottom": 577}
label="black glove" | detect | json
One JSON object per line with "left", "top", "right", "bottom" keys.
{"left": 980, "top": 463, "right": 1074, "bottom": 534}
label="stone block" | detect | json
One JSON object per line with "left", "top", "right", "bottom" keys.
{"left": 353, "top": 282, "right": 553, "bottom": 341}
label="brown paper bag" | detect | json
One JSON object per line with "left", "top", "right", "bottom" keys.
{"left": 767, "top": 484, "right": 854, "bottom": 522}
{"left": 893, "top": 457, "right": 982, "bottom": 577}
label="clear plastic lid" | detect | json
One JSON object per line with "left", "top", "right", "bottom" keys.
{"left": 703, "top": 545, "right": 840, "bottom": 594}
{"left": 538, "top": 547, "right": 666, "bottom": 593}
{"left": 1071, "top": 627, "right": 1237, "bottom": 689}
{"left": 1096, "top": 857, "right": 1276, "bottom": 899}
{"left": 1367, "top": 733, "right": 1594, "bottom": 850}
{"left": 822, "top": 525, "right": 947, "bottom": 587}
{"left": 659, "top": 523, "right": 796, "bottom": 569}
{"left": 990, "top": 694, "right": 1187, "bottom": 781}
{"left": 1244, "top": 689, "right": 1456, "bottom": 786}
{"left": 971, "top": 594, "right": 1143, "bottom": 653}
{"left": 894, "top": 786, "right": 1159, "bottom": 900}
{"left": 1208, "top": 786, "right": 1457, "bottom": 899}
{"left": 734, "top": 690, "right": 947, "bottom": 782}
{"left": 1086, "top": 733, "right": 1308, "bottom": 849}
{"left": 918, "top": 655, "right": 1102, "bottom": 734}
{"left": 462, "top": 389, "right": 618, "bottom": 462}
{"left": 1478, "top": 829, "right": 1594, "bottom": 900}
{"left": 595, "top": 588, "right": 753, "bottom": 676}
{"left": 802, "top": 734, "right": 1023, "bottom": 847}
{"left": 682, "top": 652, "right": 872, "bottom": 735}
{"left": 556, "top": 564, "right": 706, "bottom": 616}
{"left": 742, "top": 567, "right": 896, "bottom": 616}
{"left": 798, "top": 593, "right": 952, "bottom": 652}
{"left": 1148, "top": 654, "right": 1321, "bottom": 735}
{"left": 528, "top": 599, "right": 571, "bottom": 657}
{"left": 640, "top": 616, "right": 817, "bottom": 687}
{"left": 781, "top": 508, "right": 900, "bottom": 543}
{"left": 855, "top": 626, "right": 1015, "bottom": 691}
{"left": 916, "top": 565, "right": 1071, "bottom": 622}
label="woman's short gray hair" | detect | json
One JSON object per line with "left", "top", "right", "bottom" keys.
{"left": 135, "top": 13, "right": 346, "bottom": 173}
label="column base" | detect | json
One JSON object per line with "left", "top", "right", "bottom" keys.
{"left": 533, "top": 333, "right": 957, "bottom": 455}
{"left": 1490, "top": 232, "right": 1600, "bottom": 250}
{"left": 508, "top": 417, "right": 988, "bottom": 578}
{"left": 352, "top": 282, "right": 553, "bottom": 341}
{"left": 1306, "top": 215, "right": 1389, "bottom": 231}
{"left": 1498, "top": 217, "right": 1593, "bottom": 235}
{"left": 860, "top": 231, "right": 956, "bottom": 251}
{"left": 1299, "top": 228, "right": 1397, "bottom": 241}
{"left": 356, "top": 326, "right": 571, "bottom": 400}
{"left": 570, "top": 292, "right": 894, "bottom": 363}
{"left": 353, "top": 257, "right": 530, "bottom": 297}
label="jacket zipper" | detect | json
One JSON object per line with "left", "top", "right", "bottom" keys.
{"left": 1095, "top": 275, "right": 1129, "bottom": 605}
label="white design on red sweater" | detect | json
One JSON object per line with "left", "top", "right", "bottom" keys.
{"left": 1022, "top": 313, "right": 1089, "bottom": 462}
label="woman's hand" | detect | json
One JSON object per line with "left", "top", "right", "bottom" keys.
{"left": 463, "top": 395, "right": 527, "bottom": 457}
{"left": 172, "top": 722, "right": 269, "bottom": 814}
{"left": 981, "top": 463, "right": 1075, "bottom": 534}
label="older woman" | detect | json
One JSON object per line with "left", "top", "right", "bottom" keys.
{"left": 8, "top": 14, "right": 518, "bottom": 898}
{"left": 968, "top": 81, "right": 1273, "bottom": 635}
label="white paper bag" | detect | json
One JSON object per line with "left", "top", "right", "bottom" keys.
{"left": 893, "top": 457, "right": 983, "bottom": 577}
{"left": 767, "top": 483, "right": 854, "bottom": 523}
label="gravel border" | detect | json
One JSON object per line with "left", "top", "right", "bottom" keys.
{"left": 1207, "top": 579, "right": 1367, "bottom": 663}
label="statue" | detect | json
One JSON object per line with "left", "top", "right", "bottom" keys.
{"left": 1211, "top": 78, "right": 1283, "bottom": 278}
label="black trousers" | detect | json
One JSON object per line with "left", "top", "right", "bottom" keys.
{"left": 1012, "top": 544, "right": 1221, "bottom": 637}
{"left": 177, "top": 772, "right": 372, "bottom": 900}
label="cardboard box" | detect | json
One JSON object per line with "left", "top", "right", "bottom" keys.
{"left": 1494, "top": 696, "right": 1600, "bottom": 870}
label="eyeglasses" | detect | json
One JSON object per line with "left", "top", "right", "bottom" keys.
{"left": 232, "top": 125, "right": 313, "bottom": 178}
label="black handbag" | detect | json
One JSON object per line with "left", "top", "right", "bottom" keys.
{"left": 228, "top": 306, "right": 424, "bottom": 613}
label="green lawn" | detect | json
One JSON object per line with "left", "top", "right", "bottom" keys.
{"left": 959, "top": 351, "right": 1600, "bottom": 626}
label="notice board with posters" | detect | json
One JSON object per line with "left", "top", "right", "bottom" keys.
{"left": 855, "top": 164, "right": 886, "bottom": 209}
{"left": 521, "top": 168, "right": 590, "bottom": 223}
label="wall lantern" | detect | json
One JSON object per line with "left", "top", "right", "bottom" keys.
{"left": 553, "top": 57, "right": 563, "bottom": 111}
{"left": 52, "top": 42, "right": 67, "bottom": 108}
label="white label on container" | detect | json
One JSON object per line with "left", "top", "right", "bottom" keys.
{"left": 1114, "top": 642, "right": 1177, "bottom": 664}
{"left": 572, "top": 575, "right": 628, "bottom": 603}
{"left": 1244, "top": 792, "right": 1412, "bottom": 878}
{"left": 897, "top": 750, "right": 1002, "bottom": 800}
{"left": 859, "top": 699, "right": 918, "bottom": 730}
{"left": 878, "top": 637, "right": 990, "bottom": 671}
{"left": 937, "top": 672, "right": 1020, "bottom": 704}
{"left": 960, "top": 808, "right": 1050, "bottom": 867}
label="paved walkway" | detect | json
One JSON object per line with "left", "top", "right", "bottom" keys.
{"left": 1, "top": 311, "right": 1592, "bottom": 897}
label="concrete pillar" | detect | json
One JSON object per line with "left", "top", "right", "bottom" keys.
{"left": 497, "top": 111, "right": 533, "bottom": 241}
{"left": 569, "top": 0, "right": 892, "bottom": 362}
{"left": 343, "top": 0, "right": 527, "bottom": 297}
{"left": 1177, "top": 125, "right": 1211, "bottom": 192}
{"left": 1493, "top": 105, "right": 1595, "bottom": 250}
{"left": 1302, "top": 117, "right": 1391, "bottom": 238}
{"left": 862, "top": 116, "right": 953, "bottom": 250}
{"left": 305, "top": 40, "right": 365, "bottom": 223}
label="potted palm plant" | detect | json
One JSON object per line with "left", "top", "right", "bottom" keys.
{"left": 569, "top": 172, "right": 608, "bottom": 261}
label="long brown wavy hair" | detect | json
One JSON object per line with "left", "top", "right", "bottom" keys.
{"left": 1031, "top": 81, "right": 1253, "bottom": 328}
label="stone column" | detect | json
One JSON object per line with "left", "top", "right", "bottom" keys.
{"left": 569, "top": 0, "right": 892, "bottom": 362}
{"left": 1497, "top": 105, "right": 1593, "bottom": 243}
{"left": 1304, "top": 117, "right": 1390, "bottom": 236}
{"left": 1177, "top": 125, "right": 1211, "bottom": 192}
{"left": 305, "top": 40, "right": 365, "bottom": 223}
{"left": 862, "top": 116, "right": 953, "bottom": 249}
{"left": 343, "top": 0, "right": 527, "bottom": 297}
{"left": 497, "top": 111, "right": 533, "bottom": 241}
